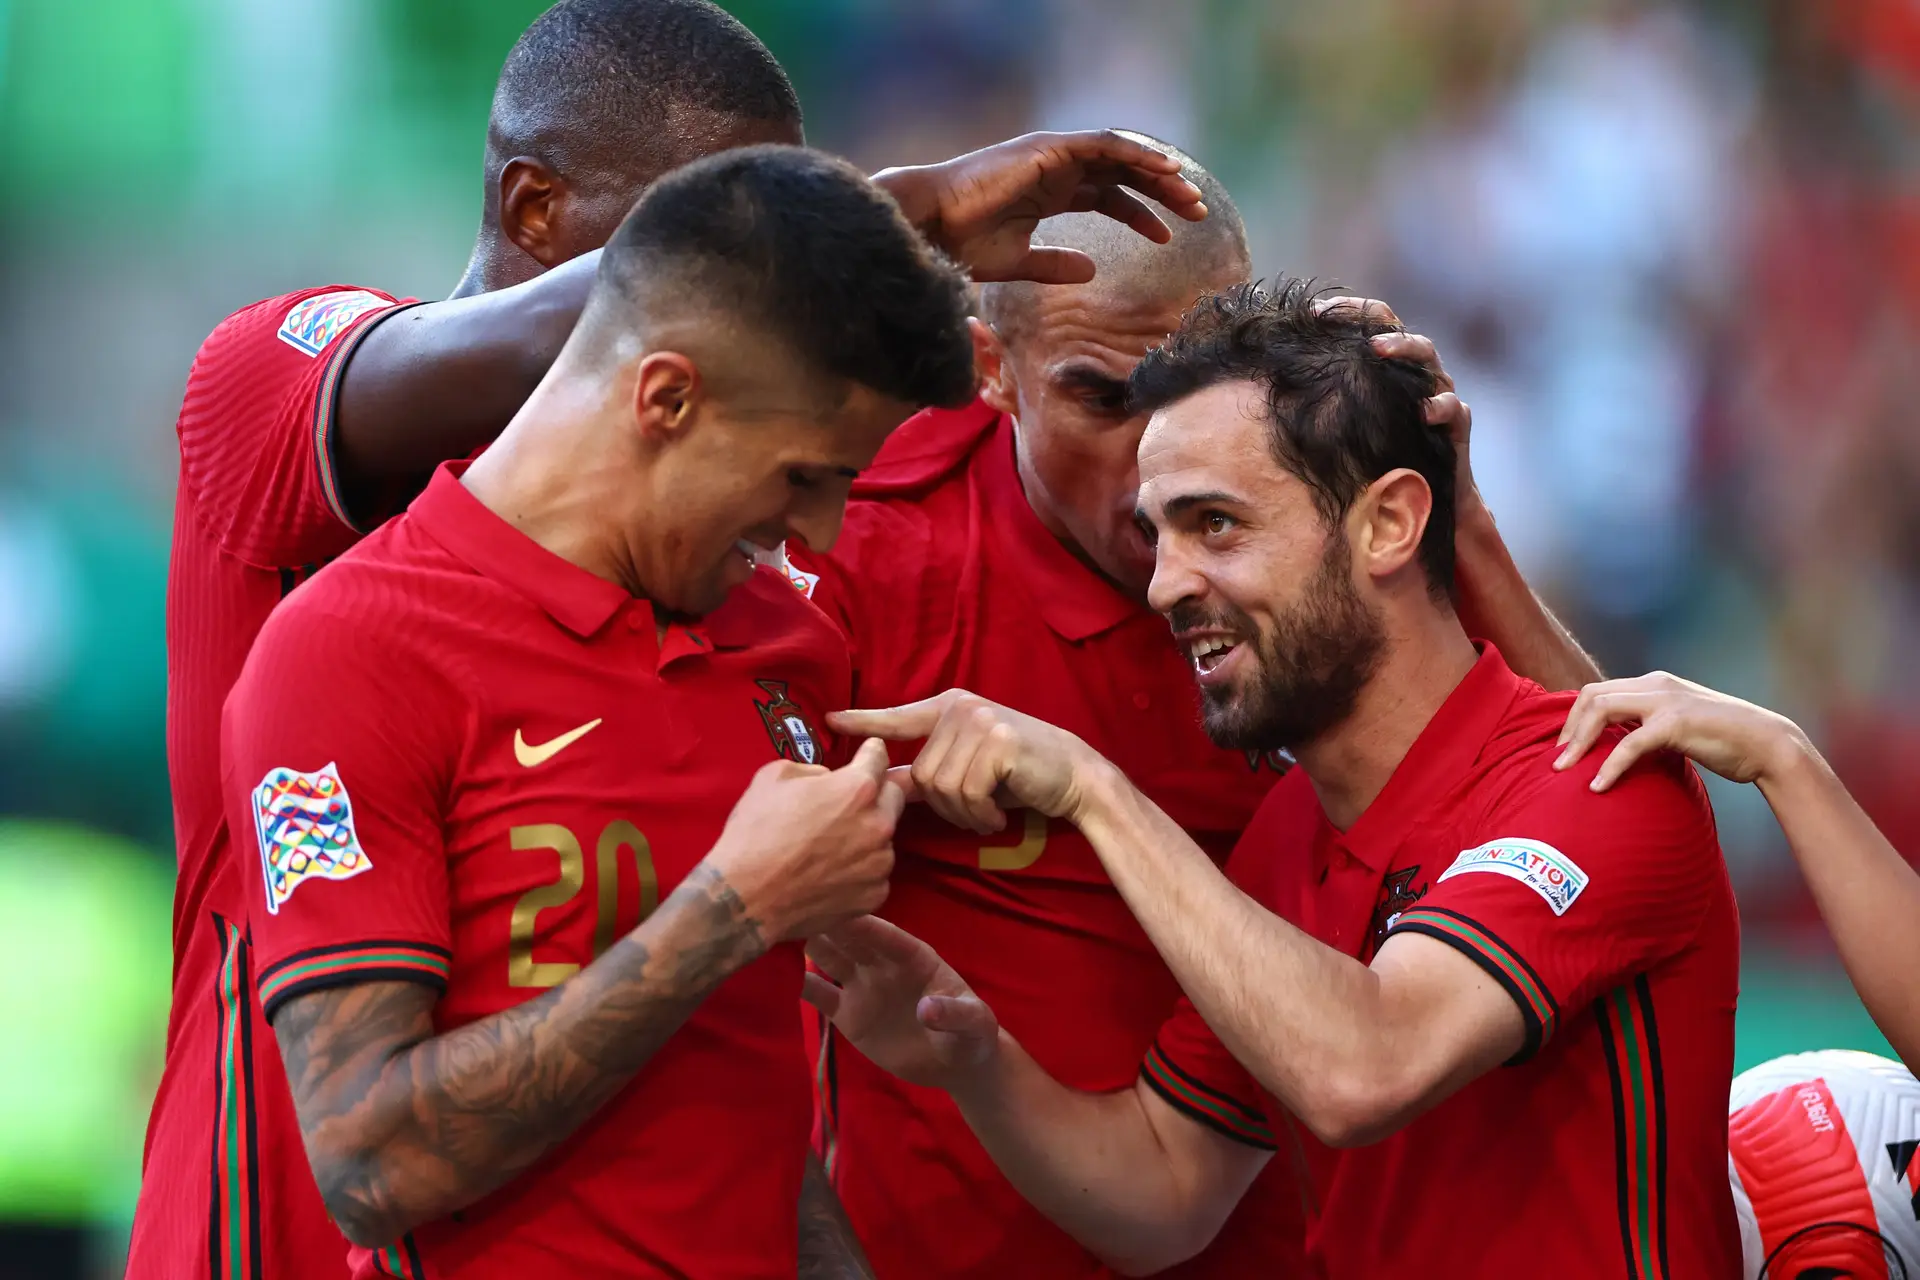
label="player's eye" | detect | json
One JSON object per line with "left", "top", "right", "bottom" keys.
{"left": 1203, "top": 511, "right": 1236, "bottom": 536}
{"left": 1082, "top": 387, "right": 1128, "bottom": 414}
{"left": 787, "top": 468, "right": 818, "bottom": 490}
{"left": 1135, "top": 515, "right": 1158, "bottom": 545}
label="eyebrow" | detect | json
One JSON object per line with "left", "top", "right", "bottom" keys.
{"left": 1051, "top": 363, "right": 1130, "bottom": 397}
{"left": 1145, "top": 491, "right": 1242, "bottom": 524}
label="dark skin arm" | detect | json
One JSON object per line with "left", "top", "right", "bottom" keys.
{"left": 329, "top": 130, "right": 1204, "bottom": 528}
{"left": 273, "top": 864, "right": 764, "bottom": 1248}
{"left": 798, "top": 1153, "right": 874, "bottom": 1279}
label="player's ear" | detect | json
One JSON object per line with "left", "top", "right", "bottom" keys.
{"left": 631, "top": 352, "right": 701, "bottom": 446}
{"left": 971, "top": 318, "right": 1017, "bottom": 418}
{"left": 1354, "top": 468, "right": 1432, "bottom": 584}
{"left": 499, "top": 157, "right": 567, "bottom": 268}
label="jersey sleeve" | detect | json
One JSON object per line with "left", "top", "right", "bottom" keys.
{"left": 1385, "top": 753, "right": 1722, "bottom": 1062}
{"left": 222, "top": 598, "right": 457, "bottom": 1022}
{"left": 177, "top": 286, "right": 416, "bottom": 571}
{"left": 1140, "top": 995, "right": 1277, "bottom": 1151}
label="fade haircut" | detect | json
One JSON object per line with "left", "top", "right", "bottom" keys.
{"left": 585, "top": 145, "right": 977, "bottom": 409}
{"left": 485, "top": 0, "right": 801, "bottom": 211}
{"left": 977, "top": 132, "right": 1250, "bottom": 346}
{"left": 1129, "top": 278, "right": 1453, "bottom": 597}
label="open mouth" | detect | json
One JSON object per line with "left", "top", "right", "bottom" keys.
{"left": 1187, "top": 635, "right": 1242, "bottom": 679}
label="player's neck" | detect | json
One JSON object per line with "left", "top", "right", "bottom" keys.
{"left": 450, "top": 232, "right": 543, "bottom": 299}
{"left": 1296, "top": 607, "right": 1479, "bottom": 831}
{"left": 462, "top": 394, "right": 651, "bottom": 598}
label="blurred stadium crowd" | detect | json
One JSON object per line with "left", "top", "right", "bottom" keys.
{"left": 0, "top": 0, "right": 1916, "bottom": 1268}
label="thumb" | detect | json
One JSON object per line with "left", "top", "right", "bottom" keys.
{"left": 801, "top": 971, "right": 844, "bottom": 1019}
{"left": 837, "top": 737, "right": 891, "bottom": 789}
{"left": 917, "top": 993, "right": 997, "bottom": 1039}
{"left": 829, "top": 697, "right": 948, "bottom": 742}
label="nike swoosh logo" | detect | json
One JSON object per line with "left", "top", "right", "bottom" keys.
{"left": 514, "top": 719, "right": 603, "bottom": 768}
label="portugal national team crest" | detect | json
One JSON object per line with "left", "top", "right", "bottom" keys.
{"left": 252, "top": 763, "right": 372, "bottom": 914}
{"left": 754, "top": 679, "right": 823, "bottom": 765}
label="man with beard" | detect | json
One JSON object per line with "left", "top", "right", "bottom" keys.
{"left": 807, "top": 279, "right": 1741, "bottom": 1277}
{"left": 787, "top": 140, "right": 1599, "bottom": 1278}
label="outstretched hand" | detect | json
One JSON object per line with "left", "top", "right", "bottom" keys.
{"left": 826, "top": 690, "right": 1108, "bottom": 833}
{"left": 1554, "top": 671, "right": 1813, "bottom": 792}
{"left": 873, "top": 130, "right": 1207, "bottom": 284}
{"left": 805, "top": 915, "right": 1000, "bottom": 1091}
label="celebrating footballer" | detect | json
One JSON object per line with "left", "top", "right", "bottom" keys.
{"left": 123, "top": 1, "right": 1920, "bottom": 1278}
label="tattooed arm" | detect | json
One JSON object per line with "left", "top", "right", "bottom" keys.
{"left": 274, "top": 864, "right": 764, "bottom": 1246}
{"left": 271, "top": 745, "right": 903, "bottom": 1247}
{"left": 798, "top": 1153, "right": 874, "bottom": 1279}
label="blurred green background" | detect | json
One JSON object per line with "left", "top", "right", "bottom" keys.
{"left": 3, "top": 0, "right": 1918, "bottom": 1273}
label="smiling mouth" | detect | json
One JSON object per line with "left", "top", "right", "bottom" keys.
{"left": 1188, "top": 635, "right": 1240, "bottom": 675}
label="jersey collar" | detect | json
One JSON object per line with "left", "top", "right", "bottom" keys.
{"left": 981, "top": 414, "right": 1144, "bottom": 643}
{"left": 1336, "top": 643, "right": 1527, "bottom": 871}
{"left": 410, "top": 462, "right": 630, "bottom": 639}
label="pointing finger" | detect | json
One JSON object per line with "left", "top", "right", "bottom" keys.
{"left": 828, "top": 697, "right": 951, "bottom": 742}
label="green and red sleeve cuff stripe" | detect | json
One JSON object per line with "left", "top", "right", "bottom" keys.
{"left": 1387, "top": 906, "right": 1558, "bottom": 1062}
{"left": 258, "top": 940, "right": 452, "bottom": 1021}
{"left": 312, "top": 300, "right": 422, "bottom": 534}
{"left": 1140, "top": 1044, "right": 1276, "bottom": 1150}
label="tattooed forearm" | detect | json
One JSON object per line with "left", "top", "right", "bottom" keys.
{"left": 272, "top": 863, "right": 766, "bottom": 1247}
{"left": 798, "top": 1153, "right": 874, "bottom": 1280}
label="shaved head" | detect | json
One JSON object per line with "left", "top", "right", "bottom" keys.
{"left": 978, "top": 133, "right": 1251, "bottom": 349}
{"left": 460, "top": 0, "right": 805, "bottom": 293}
{"left": 972, "top": 135, "right": 1252, "bottom": 599}
{"left": 486, "top": 0, "right": 801, "bottom": 213}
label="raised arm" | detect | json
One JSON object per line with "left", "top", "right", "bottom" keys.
{"left": 1558, "top": 671, "right": 1920, "bottom": 1073}
{"left": 330, "top": 253, "right": 601, "bottom": 522}
{"left": 272, "top": 745, "right": 901, "bottom": 1247}
{"left": 332, "top": 130, "right": 1205, "bottom": 525}
{"left": 805, "top": 916, "right": 1266, "bottom": 1275}
{"left": 1367, "top": 324, "right": 1601, "bottom": 692}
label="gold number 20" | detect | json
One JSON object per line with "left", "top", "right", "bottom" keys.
{"left": 508, "top": 820, "right": 660, "bottom": 988}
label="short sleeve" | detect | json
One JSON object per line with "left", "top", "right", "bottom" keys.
{"left": 1386, "top": 754, "right": 1721, "bottom": 1062}
{"left": 177, "top": 287, "right": 415, "bottom": 571}
{"left": 1140, "top": 996, "right": 1277, "bottom": 1151}
{"left": 222, "top": 599, "right": 457, "bottom": 1022}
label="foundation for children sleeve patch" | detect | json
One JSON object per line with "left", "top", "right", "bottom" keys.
{"left": 253, "top": 763, "right": 372, "bottom": 914}
{"left": 1438, "top": 837, "right": 1589, "bottom": 916}
{"left": 276, "top": 289, "right": 392, "bottom": 357}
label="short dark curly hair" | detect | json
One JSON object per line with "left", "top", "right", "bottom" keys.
{"left": 591, "top": 145, "right": 977, "bottom": 410}
{"left": 1129, "top": 278, "right": 1453, "bottom": 597}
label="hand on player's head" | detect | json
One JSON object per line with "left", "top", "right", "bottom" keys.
{"left": 829, "top": 690, "right": 1104, "bottom": 833}
{"left": 875, "top": 129, "right": 1208, "bottom": 285}
{"left": 1554, "top": 671, "right": 1812, "bottom": 792}
{"left": 803, "top": 915, "right": 1000, "bottom": 1090}
{"left": 705, "top": 737, "right": 903, "bottom": 941}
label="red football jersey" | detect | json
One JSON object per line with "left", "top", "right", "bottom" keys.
{"left": 132, "top": 286, "right": 417, "bottom": 1280}
{"left": 1144, "top": 646, "right": 1743, "bottom": 1278}
{"left": 789, "top": 403, "right": 1306, "bottom": 1279}
{"left": 223, "top": 464, "right": 845, "bottom": 1279}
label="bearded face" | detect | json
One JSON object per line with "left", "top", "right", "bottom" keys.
{"left": 1170, "top": 528, "right": 1386, "bottom": 753}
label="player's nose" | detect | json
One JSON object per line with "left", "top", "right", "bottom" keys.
{"left": 1146, "top": 540, "right": 1203, "bottom": 618}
